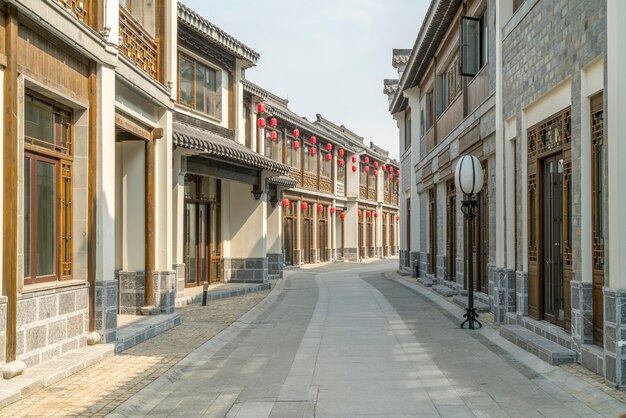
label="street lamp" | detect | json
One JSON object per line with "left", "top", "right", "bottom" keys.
{"left": 454, "top": 155, "right": 484, "bottom": 330}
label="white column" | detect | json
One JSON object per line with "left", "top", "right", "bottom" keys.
{"left": 504, "top": 118, "right": 516, "bottom": 270}
{"left": 96, "top": 65, "right": 116, "bottom": 282}
{"left": 121, "top": 141, "right": 145, "bottom": 271}
{"left": 172, "top": 149, "right": 185, "bottom": 265}
{"left": 154, "top": 110, "right": 173, "bottom": 271}
{"left": 607, "top": 0, "right": 626, "bottom": 289}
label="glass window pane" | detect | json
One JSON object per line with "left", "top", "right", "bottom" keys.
{"left": 195, "top": 64, "right": 207, "bottom": 112}
{"left": 461, "top": 17, "right": 480, "bottom": 76}
{"left": 24, "top": 157, "right": 31, "bottom": 278}
{"left": 186, "top": 203, "right": 197, "bottom": 284}
{"left": 36, "top": 160, "right": 56, "bottom": 277}
{"left": 180, "top": 57, "right": 194, "bottom": 107}
{"left": 25, "top": 97, "right": 55, "bottom": 148}
{"left": 143, "top": 0, "right": 155, "bottom": 37}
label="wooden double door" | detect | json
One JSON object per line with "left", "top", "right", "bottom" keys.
{"left": 184, "top": 201, "right": 221, "bottom": 286}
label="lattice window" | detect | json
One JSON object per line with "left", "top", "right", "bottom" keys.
{"left": 527, "top": 109, "right": 571, "bottom": 159}
{"left": 591, "top": 106, "right": 605, "bottom": 271}
{"left": 528, "top": 173, "right": 537, "bottom": 262}
{"left": 563, "top": 161, "right": 572, "bottom": 267}
{"left": 119, "top": 7, "right": 159, "bottom": 80}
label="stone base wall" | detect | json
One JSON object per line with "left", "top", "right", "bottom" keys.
{"left": 294, "top": 249, "right": 302, "bottom": 265}
{"left": 0, "top": 297, "right": 6, "bottom": 364}
{"left": 417, "top": 252, "right": 428, "bottom": 278}
{"left": 173, "top": 264, "right": 185, "bottom": 304}
{"left": 343, "top": 247, "right": 358, "bottom": 262}
{"left": 224, "top": 258, "right": 268, "bottom": 283}
{"left": 118, "top": 270, "right": 176, "bottom": 315}
{"left": 154, "top": 271, "right": 176, "bottom": 314}
{"left": 15, "top": 284, "right": 89, "bottom": 368}
{"left": 411, "top": 252, "right": 421, "bottom": 278}
{"left": 325, "top": 249, "right": 333, "bottom": 262}
{"left": 571, "top": 281, "right": 593, "bottom": 353}
{"left": 603, "top": 289, "right": 626, "bottom": 388}
{"left": 267, "top": 253, "right": 284, "bottom": 278}
{"left": 437, "top": 255, "right": 447, "bottom": 280}
{"left": 311, "top": 248, "right": 318, "bottom": 264}
{"left": 94, "top": 280, "right": 118, "bottom": 343}
{"left": 492, "top": 267, "right": 516, "bottom": 323}
{"left": 456, "top": 257, "right": 465, "bottom": 286}
{"left": 516, "top": 271, "right": 529, "bottom": 316}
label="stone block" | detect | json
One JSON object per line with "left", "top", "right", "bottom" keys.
{"left": 59, "top": 292, "right": 76, "bottom": 315}
{"left": 38, "top": 295, "right": 59, "bottom": 320}
{"left": 26, "top": 324, "right": 47, "bottom": 351}
{"left": 67, "top": 313, "right": 85, "bottom": 338}
{"left": 48, "top": 319, "right": 67, "bottom": 344}
{"left": 17, "top": 298, "right": 37, "bottom": 327}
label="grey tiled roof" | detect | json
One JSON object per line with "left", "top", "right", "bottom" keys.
{"left": 173, "top": 121, "right": 289, "bottom": 175}
{"left": 178, "top": 2, "right": 260, "bottom": 65}
{"left": 268, "top": 176, "right": 297, "bottom": 188}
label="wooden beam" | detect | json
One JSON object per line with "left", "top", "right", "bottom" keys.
{"left": 186, "top": 157, "right": 259, "bottom": 186}
{"left": 144, "top": 137, "right": 155, "bottom": 307}
{"left": 115, "top": 113, "right": 151, "bottom": 141}
{"left": 3, "top": 4, "right": 17, "bottom": 363}
{"left": 87, "top": 61, "right": 97, "bottom": 333}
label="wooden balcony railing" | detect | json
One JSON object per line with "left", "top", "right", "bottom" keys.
{"left": 119, "top": 6, "right": 159, "bottom": 80}
{"left": 319, "top": 177, "right": 332, "bottom": 194}
{"left": 359, "top": 185, "right": 367, "bottom": 199}
{"left": 58, "top": 0, "right": 89, "bottom": 23}
{"left": 303, "top": 171, "right": 317, "bottom": 190}
{"left": 435, "top": 93, "right": 463, "bottom": 145}
{"left": 368, "top": 188, "right": 376, "bottom": 201}
{"left": 288, "top": 168, "right": 302, "bottom": 186}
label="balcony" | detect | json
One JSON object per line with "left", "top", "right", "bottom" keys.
{"left": 119, "top": 6, "right": 159, "bottom": 80}
{"left": 288, "top": 168, "right": 302, "bottom": 186}
{"left": 319, "top": 177, "right": 332, "bottom": 194}
{"left": 435, "top": 93, "right": 463, "bottom": 147}
{"left": 467, "top": 64, "right": 489, "bottom": 115}
{"left": 57, "top": 0, "right": 90, "bottom": 23}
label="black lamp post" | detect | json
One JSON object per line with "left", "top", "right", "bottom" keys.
{"left": 455, "top": 155, "right": 484, "bottom": 330}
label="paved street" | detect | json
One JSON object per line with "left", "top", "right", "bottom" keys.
{"left": 3, "top": 261, "right": 626, "bottom": 417}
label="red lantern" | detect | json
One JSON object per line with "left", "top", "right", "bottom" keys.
{"left": 282, "top": 199, "right": 289, "bottom": 207}
{"left": 396, "top": 177, "right": 400, "bottom": 183}
{"left": 338, "top": 149, "right": 345, "bottom": 157}
{"left": 270, "top": 118, "right": 278, "bottom": 127}
{"left": 373, "top": 170, "right": 378, "bottom": 176}
{"left": 293, "top": 140, "right": 300, "bottom": 149}
{"left": 374, "top": 212, "right": 378, "bottom": 218}
{"left": 396, "top": 169, "right": 400, "bottom": 176}
{"left": 330, "top": 207, "right": 336, "bottom": 214}
{"left": 358, "top": 210, "right": 362, "bottom": 216}
{"left": 293, "top": 129, "right": 300, "bottom": 137}
{"left": 270, "top": 131, "right": 277, "bottom": 141}
{"left": 338, "top": 159, "right": 345, "bottom": 167}
{"left": 389, "top": 174, "right": 393, "bottom": 179}
{"left": 326, "top": 143, "right": 332, "bottom": 151}
{"left": 326, "top": 153, "right": 332, "bottom": 161}
{"left": 340, "top": 213, "right": 345, "bottom": 219}
{"left": 351, "top": 156, "right": 357, "bottom": 163}
{"left": 389, "top": 166, "right": 393, "bottom": 172}
{"left": 310, "top": 136, "right": 317, "bottom": 144}
{"left": 310, "top": 147, "right": 316, "bottom": 156}
{"left": 364, "top": 156, "right": 370, "bottom": 164}
{"left": 366, "top": 211, "right": 372, "bottom": 217}
{"left": 364, "top": 166, "right": 370, "bottom": 173}
{"left": 395, "top": 215, "right": 400, "bottom": 221}
{"left": 317, "top": 204, "right": 323, "bottom": 212}
{"left": 301, "top": 202, "right": 308, "bottom": 210}
{"left": 381, "top": 165, "right": 386, "bottom": 171}
{"left": 382, "top": 213, "right": 386, "bottom": 219}
{"left": 257, "top": 118, "right": 266, "bottom": 128}
{"left": 351, "top": 165, "right": 357, "bottom": 172}
{"left": 373, "top": 161, "right": 378, "bottom": 168}
{"left": 257, "top": 103, "right": 266, "bottom": 113}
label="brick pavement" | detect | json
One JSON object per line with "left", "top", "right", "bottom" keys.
{"left": 0, "top": 289, "right": 270, "bottom": 417}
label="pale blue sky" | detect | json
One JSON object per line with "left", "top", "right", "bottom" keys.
{"left": 182, "top": 1, "right": 429, "bottom": 158}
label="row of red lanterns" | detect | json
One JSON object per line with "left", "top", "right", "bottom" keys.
{"left": 281, "top": 199, "right": 400, "bottom": 221}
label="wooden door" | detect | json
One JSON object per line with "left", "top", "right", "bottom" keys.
{"left": 318, "top": 220, "right": 327, "bottom": 262}
{"left": 542, "top": 154, "right": 565, "bottom": 326}
{"left": 406, "top": 198, "right": 411, "bottom": 268}
{"left": 446, "top": 181, "right": 456, "bottom": 281}
{"left": 429, "top": 189, "right": 437, "bottom": 275}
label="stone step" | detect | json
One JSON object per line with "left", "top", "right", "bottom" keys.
{"left": 500, "top": 325, "right": 576, "bottom": 365}
{"left": 433, "top": 285, "right": 457, "bottom": 297}
{"left": 417, "top": 276, "right": 434, "bottom": 287}
{"left": 452, "top": 295, "right": 490, "bottom": 312}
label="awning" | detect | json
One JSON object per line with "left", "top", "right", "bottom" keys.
{"left": 268, "top": 176, "right": 297, "bottom": 188}
{"left": 173, "top": 121, "right": 289, "bottom": 175}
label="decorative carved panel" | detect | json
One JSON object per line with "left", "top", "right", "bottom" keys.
{"left": 359, "top": 185, "right": 367, "bottom": 199}
{"left": 303, "top": 171, "right": 317, "bottom": 190}
{"left": 288, "top": 168, "right": 301, "bottom": 186}
{"left": 119, "top": 7, "right": 159, "bottom": 80}
{"left": 368, "top": 188, "right": 376, "bottom": 202}
{"left": 527, "top": 109, "right": 571, "bottom": 159}
{"left": 319, "top": 177, "right": 332, "bottom": 194}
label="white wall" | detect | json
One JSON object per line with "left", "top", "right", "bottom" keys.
{"left": 121, "top": 141, "right": 145, "bottom": 271}
{"left": 226, "top": 180, "right": 267, "bottom": 258}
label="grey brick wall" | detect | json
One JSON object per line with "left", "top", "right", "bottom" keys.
{"left": 224, "top": 257, "right": 269, "bottom": 284}
{"left": 503, "top": 0, "right": 607, "bottom": 279}
{"left": 15, "top": 285, "right": 89, "bottom": 368}
{"left": 267, "top": 253, "right": 284, "bottom": 278}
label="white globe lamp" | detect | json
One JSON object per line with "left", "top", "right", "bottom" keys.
{"left": 454, "top": 155, "right": 483, "bottom": 196}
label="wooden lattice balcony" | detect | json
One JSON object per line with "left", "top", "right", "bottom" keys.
{"left": 57, "top": 0, "right": 89, "bottom": 23}
{"left": 119, "top": 6, "right": 159, "bottom": 80}
{"left": 319, "top": 177, "right": 332, "bottom": 194}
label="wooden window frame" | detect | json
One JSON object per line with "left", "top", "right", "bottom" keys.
{"left": 177, "top": 52, "right": 221, "bottom": 119}
{"left": 23, "top": 93, "right": 73, "bottom": 285}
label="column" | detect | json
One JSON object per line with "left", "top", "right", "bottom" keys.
{"left": 267, "top": 194, "right": 283, "bottom": 278}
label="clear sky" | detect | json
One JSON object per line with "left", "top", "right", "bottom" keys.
{"left": 182, "top": 1, "right": 429, "bottom": 159}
